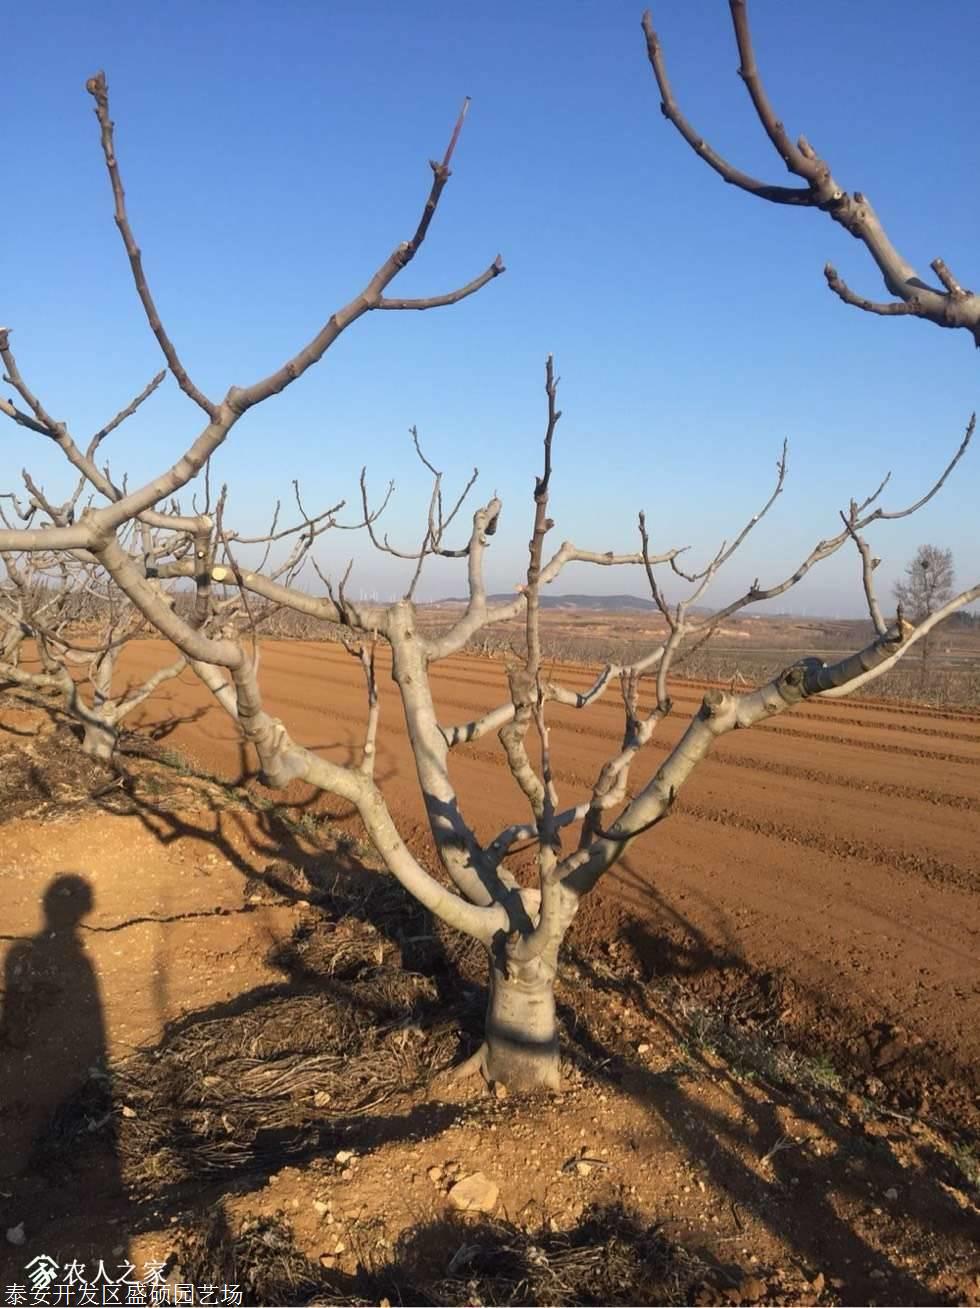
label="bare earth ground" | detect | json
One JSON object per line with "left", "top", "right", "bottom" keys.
{"left": 123, "top": 638, "right": 979, "bottom": 1113}
{"left": 0, "top": 636, "right": 978, "bottom": 1305}
{"left": 427, "top": 608, "right": 980, "bottom": 707}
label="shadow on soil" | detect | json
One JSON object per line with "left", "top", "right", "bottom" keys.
{"left": 560, "top": 937, "right": 978, "bottom": 1306}
{"left": 177, "top": 1201, "right": 702, "bottom": 1307}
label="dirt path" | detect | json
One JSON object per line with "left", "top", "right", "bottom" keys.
{"left": 111, "top": 638, "right": 980, "bottom": 1100}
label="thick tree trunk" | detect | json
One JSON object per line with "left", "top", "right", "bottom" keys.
{"left": 483, "top": 953, "right": 561, "bottom": 1092}
{"left": 81, "top": 717, "right": 117, "bottom": 761}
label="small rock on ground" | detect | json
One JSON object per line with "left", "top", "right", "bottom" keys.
{"left": 447, "top": 1172, "right": 498, "bottom": 1213}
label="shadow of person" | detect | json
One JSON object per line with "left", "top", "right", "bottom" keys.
{"left": 1, "top": 874, "right": 125, "bottom": 1266}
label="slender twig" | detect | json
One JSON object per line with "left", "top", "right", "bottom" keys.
{"left": 86, "top": 74, "right": 217, "bottom": 417}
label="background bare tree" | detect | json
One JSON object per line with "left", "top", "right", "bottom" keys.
{"left": 642, "top": 1, "right": 980, "bottom": 347}
{"left": 1, "top": 58, "right": 977, "bottom": 1094}
{"left": 0, "top": 440, "right": 194, "bottom": 760}
{"left": 0, "top": 549, "right": 187, "bottom": 760}
{"left": 893, "top": 544, "right": 956, "bottom": 675}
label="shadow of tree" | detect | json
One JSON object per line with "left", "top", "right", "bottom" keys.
{"left": 559, "top": 910, "right": 979, "bottom": 1306}
{"left": 23, "top": 847, "right": 483, "bottom": 1219}
{"left": 177, "top": 1200, "right": 709, "bottom": 1307}
{"left": 92, "top": 751, "right": 479, "bottom": 1018}
{"left": 120, "top": 704, "right": 211, "bottom": 743}
{"left": 591, "top": 853, "right": 980, "bottom": 1134}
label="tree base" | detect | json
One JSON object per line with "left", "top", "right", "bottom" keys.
{"left": 446, "top": 1039, "right": 561, "bottom": 1095}
{"left": 482, "top": 958, "right": 562, "bottom": 1093}
{"left": 81, "top": 721, "right": 117, "bottom": 761}
{"left": 484, "top": 1038, "right": 561, "bottom": 1093}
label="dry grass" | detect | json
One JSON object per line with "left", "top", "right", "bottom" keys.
{"left": 176, "top": 1203, "right": 703, "bottom": 1307}
{"left": 36, "top": 882, "right": 469, "bottom": 1200}
{"left": 416, "top": 1205, "right": 702, "bottom": 1307}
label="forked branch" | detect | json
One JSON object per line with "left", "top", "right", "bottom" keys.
{"left": 642, "top": 4, "right": 980, "bottom": 346}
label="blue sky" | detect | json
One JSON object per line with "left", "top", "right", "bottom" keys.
{"left": 5, "top": 2, "right": 978, "bottom": 616}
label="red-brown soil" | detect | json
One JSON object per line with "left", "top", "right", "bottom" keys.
{"left": 114, "top": 638, "right": 979, "bottom": 1116}
{"left": 1, "top": 638, "right": 978, "bottom": 1305}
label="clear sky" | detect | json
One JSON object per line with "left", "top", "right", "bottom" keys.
{"left": 5, "top": 2, "right": 978, "bottom": 616}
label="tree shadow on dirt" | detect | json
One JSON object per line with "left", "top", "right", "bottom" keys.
{"left": 621, "top": 882, "right": 741, "bottom": 981}
{"left": 0, "top": 725, "right": 119, "bottom": 824}
{"left": 0, "top": 686, "right": 209, "bottom": 756}
{"left": 0, "top": 733, "right": 490, "bottom": 1212}
{"left": 120, "top": 704, "right": 211, "bottom": 742}
{"left": 89, "top": 750, "right": 483, "bottom": 1019}
{"left": 177, "top": 1198, "right": 708, "bottom": 1307}
{"left": 600, "top": 852, "right": 980, "bottom": 1133}
{"left": 23, "top": 857, "right": 483, "bottom": 1224}
{"left": 94, "top": 739, "right": 404, "bottom": 894}
{"left": 0, "top": 715, "right": 49, "bottom": 738}
{"left": 607, "top": 854, "right": 745, "bottom": 974}
{"left": 561, "top": 911, "right": 979, "bottom": 1306}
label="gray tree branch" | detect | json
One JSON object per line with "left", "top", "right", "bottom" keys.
{"left": 642, "top": 4, "right": 980, "bottom": 345}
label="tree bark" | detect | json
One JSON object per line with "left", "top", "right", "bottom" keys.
{"left": 483, "top": 951, "right": 562, "bottom": 1092}
{"left": 80, "top": 717, "right": 117, "bottom": 761}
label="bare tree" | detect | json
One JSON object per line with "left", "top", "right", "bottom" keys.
{"left": 0, "top": 419, "right": 196, "bottom": 760}
{"left": 0, "top": 546, "right": 190, "bottom": 760}
{"left": 893, "top": 544, "right": 956, "bottom": 674}
{"left": 1, "top": 65, "right": 977, "bottom": 1095}
{"left": 0, "top": 552, "right": 81, "bottom": 707}
{"left": 641, "top": 2, "right": 980, "bottom": 346}
{"left": 894, "top": 544, "right": 956, "bottom": 623}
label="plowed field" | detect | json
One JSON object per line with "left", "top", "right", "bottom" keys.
{"left": 121, "top": 638, "right": 979, "bottom": 1114}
